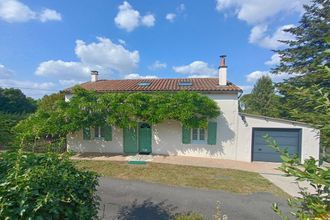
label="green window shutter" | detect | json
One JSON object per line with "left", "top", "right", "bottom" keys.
{"left": 102, "top": 125, "right": 112, "bottom": 141}
{"left": 182, "top": 126, "right": 191, "bottom": 144}
{"left": 83, "top": 127, "right": 91, "bottom": 140}
{"left": 207, "top": 122, "right": 217, "bottom": 145}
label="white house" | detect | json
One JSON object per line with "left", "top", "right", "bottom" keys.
{"left": 65, "top": 57, "right": 320, "bottom": 163}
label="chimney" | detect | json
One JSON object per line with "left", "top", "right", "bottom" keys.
{"left": 91, "top": 70, "right": 99, "bottom": 82}
{"left": 218, "top": 55, "right": 227, "bottom": 86}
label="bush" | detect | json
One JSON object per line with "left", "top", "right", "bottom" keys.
{"left": 0, "top": 151, "right": 100, "bottom": 219}
{"left": 173, "top": 213, "right": 204, "bottom": 220}
{"left": 0, "top": 112, "right": 26, "bottom": 148}
{"left": 265, "top": 136, "right": 330, "bottom": 220}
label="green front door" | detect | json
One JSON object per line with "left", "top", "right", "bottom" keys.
{"left": 123, "top": 127, "right": 138, "bottom": 154}
{"left": 138, "top": 123, "right": 152, "bottom": 154}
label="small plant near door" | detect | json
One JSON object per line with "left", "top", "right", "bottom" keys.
{"left": 265, "top": 136, "right": 330, "bottom": 220}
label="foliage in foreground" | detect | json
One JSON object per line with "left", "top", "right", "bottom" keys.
{"left": 0, "top": 151, "right": 100, "bottom": 219}
{"left": 16, "top": 88, "right": 220, "bottom": 149}
{"left": 265, "top": 137, "right": 330, "bottom": 220}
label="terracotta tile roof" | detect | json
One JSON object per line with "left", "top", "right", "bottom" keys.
{"left": 65, "top": 78, "right": 242, "bottom": 93}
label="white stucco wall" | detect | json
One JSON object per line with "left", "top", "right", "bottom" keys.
{"left": 66, "top": 92, "right": 320, "bottom": 162}
{"left": 67, "top": 126, "right": 124, "bottom": 154}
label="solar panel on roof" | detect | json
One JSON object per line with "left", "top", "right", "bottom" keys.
{"left": 178, "top": 81, "right": 192, "bottom": 86}
{"left": 137, "top": 82, "right": 151, "bottom": 86}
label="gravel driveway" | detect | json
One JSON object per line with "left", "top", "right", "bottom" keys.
{"left": 97, "top": 177, "right": 290, "bottom": 220}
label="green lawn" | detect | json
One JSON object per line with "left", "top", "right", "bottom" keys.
{"left": 74, "top": 160, "right": 288, "bottom": 197}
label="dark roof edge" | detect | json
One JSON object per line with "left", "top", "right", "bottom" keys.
{"left": 239, "top": 112, "right": 317, "bottom": 128}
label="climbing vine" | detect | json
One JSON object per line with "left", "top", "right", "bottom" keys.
{"left": 16, "top": 87, "right": 221, "bottom": 148}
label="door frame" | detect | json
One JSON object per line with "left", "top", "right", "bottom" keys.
{"left": 138, "top": 122, "right": 152, "bottom": 154}
{"left": 251, "top": 127, "right": 302, "bottom": 162}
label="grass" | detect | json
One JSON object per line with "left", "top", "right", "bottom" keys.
{"left": 74, "top": 160, "right": 288, "bottom": 197}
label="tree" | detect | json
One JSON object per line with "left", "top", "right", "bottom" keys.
{"left": 272, "top": 0, "right": 330, "bottom": 76}
{"left": 272, "top": 0, "right": 330, "bottom": 159}
{"left": 0, "top": 88, "right": 37, "bottom": 114}
{"left": 239, "top": 75, "right": 280, "bottom": 117}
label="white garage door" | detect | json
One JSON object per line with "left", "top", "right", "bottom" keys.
{"left": 252, "top": 128, "right": 301, "bottom": 162}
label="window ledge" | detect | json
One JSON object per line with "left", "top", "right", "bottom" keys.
{"left": 191, "top": 140, "right": 207, "bottom": 145}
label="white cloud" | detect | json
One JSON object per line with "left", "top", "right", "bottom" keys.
{"left": 114, "top": 1, "right": 155, "bottom": 32}
{"left": 246, "top": 70, "right": 295, "bottom": 83}
{"left": 124, "top": 73, "right": 158, "bottom": 79}
{"left": 36, "top": 60, "right": 90, "bottom": 80}
{"left": 188, "top": 74, "right": 214, "bottom": 78}
{"left": 39, "top": 9, "right": 62, "bottom": 22}
{"left": 59, "top": 79, "right": 83, "bottom": 87}
{"left": 148, "top": 60, "right": 167, "bottom": 70}
{"left": 265, "top": 53, "right": 281, "bottom": 66}
{"left": 249, "top": 24, "right": 295, "bottom": 49}
{"left": 165, "top": 13, "right": 176, "bottom": 22}
{"left": 216, "top": 0, "right": 308, "bottom": 48}
{"left": 165, "top": 3, "right": 186, "bottom": 23}
{"left": 238, "top": 85, "right": 253, "bottom": 93}
{"left": 75, "top": 37, "right": 139, "bottom": 74}
{"left": 0, "top": 0, "right": 61, "bottom": 23}
{"left": 215, "top": 0, "right": 308, "bottom": 25}
{"left": 36, "top": 37, "right": 140, "bottom": 80}
{"left": 118, "top": 39, "right": 126, "bottom": 45}
{"left": 173, "top": 61, "right": 217, "bottom": 77}
{"left": 0, "top": 79, "right": 56, "bottom": 97}
{"left": 141, "top": 14, "right": 155, "bottom": 27}
{"left": 0, "top": 64, "right": 13, "bottom": 78}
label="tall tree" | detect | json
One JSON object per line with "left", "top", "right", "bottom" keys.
{"left": 0, "top": 88, "right": 37, "bottom": 114}
{"left": 239, "top": 75, "right": 280, "bottom": 117}
{"left": 272, "top": 0, "right": 330, "bottom": 156}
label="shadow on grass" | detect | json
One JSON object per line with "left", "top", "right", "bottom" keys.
{"left": 116, "top": 199, "right": 178, "bottom": 220}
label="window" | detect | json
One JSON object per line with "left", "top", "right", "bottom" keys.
{"left": 94, "top": 126, "right": 104, "bottom": 139}
{"left": 178, "top": 81, "right": 192, "bottom": 86}
{"left": 94, "top": 125, "right": 112, "bottom": 141}
{"left": 192, "top": 128, "right": 206, "bottom": 144}
{"left": 137, "top": 82, "right": 151, "bottom": 86}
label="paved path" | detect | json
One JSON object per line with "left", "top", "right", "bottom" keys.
{"left": 73, "top": 153, "right": 313, "bottom": 197}
{"left": 97, "top": 177, "right": 289, "bottom": 220}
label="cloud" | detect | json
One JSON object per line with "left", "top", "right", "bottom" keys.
{"left": 265, "top": 53, "right": 281, "bottom": 66}
{"left": 118, "top": 39, "right": 126, "bottom": 45}
{"left": 0, "top": 78, "right": 56, "bottom": 98}
{"left": 165, "top": 3, "right": 186, "bottom": 23}
{"left": 59, "top": 79, "right": 84, "bottom": 87}
{"left": 114, "top": 1, "right": 155, "bottom": 32}
{"left": 75, "top": 37, "right": 139, "bottom": 74}
{"left": 173, "top": 61, "right": 217, "bottom": 77}
{"left": 165, "top": 13, "right": 176, "bottom": 22}
{"left": 141, "top": 14, "right": 155, "bottom": 27}
{"left": 238, "top": 85, "right": 253, "bottom": 93}
{"left": 0, "top": 64, "right": 13, "bottom": 78}
{"left": 249, "top": 24, "right": 295, "bottom": 49}
{"left": 124, "top": 73, "right": 158, "bottom": 79}
{"left": 36, "top": 60, "right": 90, "bottom": 80}
{"left": 36, "top": 37, "right": 140, "bottom": 80}
{"left": 148, "top": 60, "right": 167, "bottom": 70}
{"left": 0, "top": 0, "right": 62, "bottom": 23}
{"left": 246, "top": 70, "right": 295, "bottom": 83}
{"left": 215, "top": 0, "right": 307, "bottom": 25}
{"left": 216, "top": 0, "right": 308, "bottom": 48}
{"left": 39, "top": 9, "right": 62, "bottom": 22}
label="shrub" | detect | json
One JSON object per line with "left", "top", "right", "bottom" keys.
{"left": 265, "top": 136, "right": 330, "bottom": 220}
{"left": 0, "top": 151, "right": 100, "bottom": 219}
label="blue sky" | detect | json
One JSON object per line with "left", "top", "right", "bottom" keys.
{"left": 0, "top": 0, "right": 309, "bottom": 98}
